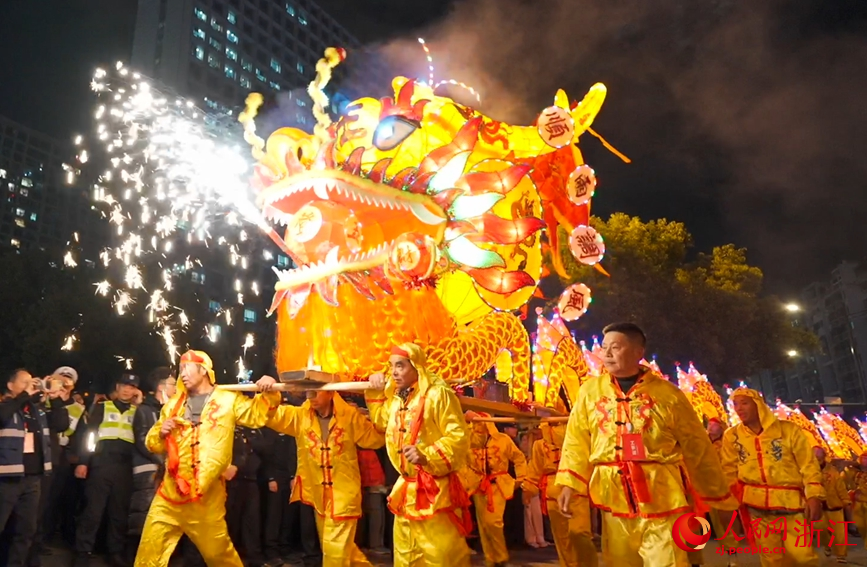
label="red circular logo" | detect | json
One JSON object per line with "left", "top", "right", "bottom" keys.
{"left": 672, "top": 513, "right": 712, "bottom": 551}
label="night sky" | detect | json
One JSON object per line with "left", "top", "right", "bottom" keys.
{"left": 2, "top": 0, "right": 866, "bottom": 294}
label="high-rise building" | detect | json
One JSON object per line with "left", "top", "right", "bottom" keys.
{"left": 0, "top": 115, "right": 103, "bottom": 256}
{"left": 130, "top": 0, "right": 386, "bottom": 123}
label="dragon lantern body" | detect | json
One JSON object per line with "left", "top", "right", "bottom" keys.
{"left": 244, "top": 48, "right": 603, "bottom": 404}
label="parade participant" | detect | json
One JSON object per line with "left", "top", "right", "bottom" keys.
{"left": 257, "top": 378, "right": 384, "bottom": 567}
{"left": 719, "top": 387, "right": 824, "bottom": 566}
{"left": 128, "top": 368, "right": 171, "bottom": 560}
{"left": 366, "top": 343, "right": 473, "bottom": 567}
{"left": 462, "top": 411, "right": 528, "bottom": 567}
{"left": 259, "top": 412, "right": 299, "bottom": 567}
{"left": 555, "top": 323, "right": 737, "bottom": 567}
{"left": 225, "top": 425, "right": 267, "bottom": 567}
{"left": 0, "top": 370, "right": 67, "bottom": 567}
{"left": 74, "top": 373, "right": 140, "bottom": 567}
{"left": 523, "top": 422, "right": 597, "bottom": 567}
{"left": 845, "top": 452, "right": 867, "bottom": 549}
{"left": 133, "top": 350, "right": 281, "bottom": 567}
{"left": 705, "top": 418, "right": 739, "bottom": 564}
{"left": 813, "top": 446, "right": 850, "bottom": 563}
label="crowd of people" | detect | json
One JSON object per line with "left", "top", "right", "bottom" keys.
{"left": 2, "top": 323, "right": 867, "bottom": 567}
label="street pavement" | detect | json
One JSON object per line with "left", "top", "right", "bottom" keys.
{"left": 39, "top": 537, "right": 867, "bottom": 566}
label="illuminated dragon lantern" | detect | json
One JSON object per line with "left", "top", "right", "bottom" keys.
{"left": 241, "top": 47, "right": 610, "bottom": 404}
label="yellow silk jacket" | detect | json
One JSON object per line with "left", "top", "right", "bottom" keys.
{"left": 845, "top": 466, "right": 867, "bottom": 503}
{"left": 462, "top": 421, "right": 527, "bottom": 502}
{"left": 366, "top": 346, "right": 470, "bottom": 521}
{"left": 523, "top": 423, "right": 570, "bottom": 511}
{"left": 821, "top": 463, "right": 851, "bottom": 510}
{"left": 555, "top": 368, "right": 738, "bottom": 518}
{"left": 266, "top": 394, "right": 384, "bottom": 519}
{"left": 146, "top": 389, "right": 280, "bottom": 504}
{"left": 719, "top": 388, "right": 825, "bottom": 511}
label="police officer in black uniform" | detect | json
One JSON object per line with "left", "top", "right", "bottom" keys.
{"left": 72, "top": 374, "right": 140, "bottom": 567}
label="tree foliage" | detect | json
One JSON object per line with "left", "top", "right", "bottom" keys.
{"left": 558, "top": 213, "right": 818, "bottom": 385}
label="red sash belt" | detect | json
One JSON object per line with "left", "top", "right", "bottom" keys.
{"left": 539, "top": 473, "right": 555, "bottom": 516}
{"left": 479, "top": 471, "right": 509, "bottom": 512}
{"left": 735, "top": 481, "right": 804, "bottom": 547}
{"left": 597, "top": 461, "right": 652, "bottom": 504}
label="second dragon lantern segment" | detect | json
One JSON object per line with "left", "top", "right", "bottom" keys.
{"left": 243, "top": 48, "right": 609, "bottom": 404}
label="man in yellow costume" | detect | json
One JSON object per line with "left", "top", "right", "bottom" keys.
{"left": 705, "top": 417, "right": 740, "bottom": 564}
{"left": 461, "top": 412, "right": 528, "bottom": 567}
{"left": 555, "top": 323, "right": 738, "bottom": 567}
{"left": 255, "top": 381, "right": 385, "bottom": 567}
{"left": 523, "top": 422, "right": 597, "bottom": 567}
{"left": 812, "top": 446, "right": 850, "bottom": 563}
{"left": 845, "top": 452, "right": 867, "bottom": 548}
{"left": 367, "top": 343, "right": 473, "bottom": 567}
{"left": 720, "top": 387, "right": 824, "bottom": 567}
{"left": 134, "top": 350, "right": 281, "bottom": 567}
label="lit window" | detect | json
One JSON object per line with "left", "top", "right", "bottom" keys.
{"left": 271, "top": 58, "right": 281, "bottom": 73}
{"left": 244, "top": 309, "right": 257, "bottom": 323}
{"left": 209, "top": 37, "right": 221, "bottom": 50}
{"left": 10, "top": 239, "right": 20, "bottom": 248}
{"left": 20, "top": 188, "right": 29, "bottom": 197}
{"left": 193, "top": 28, "right": 206, "bottom": 40}
{"left": 15, "top": 219, "right": 24, "bottom": 228}
{"left": 29, "top": 213, "right": 36, "bottom": 221}
{"left": 210, "top": 17, "right": 222, "bottom": 32}
{"left": 192, "top": 271, "right": 206, "bottom": 284}
{"left": 255, "top": 69, "right": 266, "bottom": 82}
{"left": 241, "top": 59, "right": 252, "bottom": 71}
{"left": 193, "top": 45, "right": 205, "bottom": 60}
{"left": 15, "top": 208, "right": 24, "bottom": 217}
{"left": 227, "top": 11, "right": 237, "bottom": 24}
{"left": 285, "top": 3, "right": 295, "bottom": 16}
{"left": 296, "top": 62, "right": 304, "bottom": 74}
{"left": 270, "top": 81, "right": 280, "bottom": 91}
{"left": 226, "top": 47, "right": 237, "bottom": 61}
{"left": 209, "top": 300, "right": 221, "bottom": 313}
{"left": 277, "top": 254, "right": 291, "bottom": 268}
{"left": 240, "top": 76, "right": 251, "bottom": 89}
{"left": 225, "top": 66, "right": 236, "bottom": 79}
{"left": 194, "top": 7, "right": 207, "bottom": 21}
{"left": 208, "top": 324, "right": 222, "bottom": 342}
{"left": 227, "top": 30, "right": 238, "bottom": 43}
{"left": 296, "top": 98, "right": 306, "bottom": 107}
{"left": 298, "top": 115, "right": 307, "bottom": 124}
{"left": 0, "top": 168, "right": 6, "bottom": 178}
{"left": 208, "top": 54, "right": 220, "bottom": 68}
{"left": 21, "top": 178, "right": 32, "bottom": 187}
{"left": 299, "top": 15, "right": 307, "bottom": 26}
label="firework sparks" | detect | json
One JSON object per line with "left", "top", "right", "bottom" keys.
{"left": 115, "top": 356, "right": 134, "bottom": 370}
{"left": 242, "top": 333, "right": 255, "bottom": 355}
{"left": 61, "top": 334, "right": 78, "bottom": 351}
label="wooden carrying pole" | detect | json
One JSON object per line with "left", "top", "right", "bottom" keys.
{"left": 218, "top": 381, "right": 370, "bottom": 392}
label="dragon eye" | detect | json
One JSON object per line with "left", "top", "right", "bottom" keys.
{"left": 373, "top": 116, "right": 419, "bottom": 151}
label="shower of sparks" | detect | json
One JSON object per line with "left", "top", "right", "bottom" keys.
{"left": 115, "top": 356, "right": 134, "bottom": 370}
{"left": 242, "top": 333, "right": 255, "bottom": 355}
{"left": 236, "top": 357, "right": 249, "bottom": 382}
{"left": 69, "top": 62, "right": 280, "bottom": 363}
{"left": 61, "top": 334, "right": 78, "bottom": 351}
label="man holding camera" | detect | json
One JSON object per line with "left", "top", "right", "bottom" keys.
{"left": 0, "top": 369, "right": 68, "bottom": 567}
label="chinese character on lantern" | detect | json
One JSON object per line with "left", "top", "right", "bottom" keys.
{"left": 537, "top": 106, "right": 574, "bottom": 148}
{"left": 568, "top": 225, "right": 605, "bottom": 265}
{"left": 558, "top": 283, "right": 592, "bottom": 321}
{"left": 567, "top": 164, "right": 597, "bottom": 207}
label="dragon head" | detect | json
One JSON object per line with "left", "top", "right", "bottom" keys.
{"left": 243, "top": 48, "right": 612, "bottom": 375}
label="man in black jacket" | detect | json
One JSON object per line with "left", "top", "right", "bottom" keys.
{"left": 260, "top": 419, "right": 299, "bottom": 567}
{"left": 73, "top": 374, "right": 140, "bottom": 567}
{"left": 226, "top": 425, "right": 267, "bottom": 567}
{"left": 0, "top": 370, "right": 67, "bottom": 567}
{"left": 127, "top": 368, "right": 170, "bottom": 563}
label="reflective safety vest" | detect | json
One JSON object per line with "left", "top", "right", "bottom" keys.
{"left": 59, "top": 402, "right": 85, "bottom": 447}
{"left": 98, "top": 401, "right": 135, "bottom": 443}
{"left": 0, "top": 407, "right": 53, "bottom": 478}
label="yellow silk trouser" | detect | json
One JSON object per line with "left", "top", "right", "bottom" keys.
{"left": 751, "top": 510, "right": 818, "bottom": 567}
{"left": 547, "top": 496, "right": 598, "bottom": 567}
{"left": 854, "top": 502, "right": 867, "bottom": 548}
{"left": 134, "top": 487, "right": 241, "bottom": 567}
{"left": 812, "top": 509, "right": 848, "bottom": 559}
{"left": 601, "top": 512, "right": 688, "bottom": 567}
{"left": 473, "top": 492, "right": 508, "bottom": 566}
{"left": 393, "top": 513, "right": 471, "bottom": 567}
{"left": 313, "top": 515, "right": 371, "bottom": 567}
